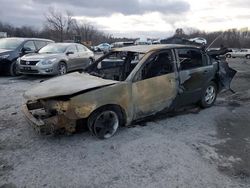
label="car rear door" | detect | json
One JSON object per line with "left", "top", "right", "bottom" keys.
{"left": 175, "top": 48, "right": 216, "bottom": 106}
{"left": 132, "top": 50, "right": 178, "bottom": 119}
{"left": 76, "top": 44, "right": 91, "bottom": 69}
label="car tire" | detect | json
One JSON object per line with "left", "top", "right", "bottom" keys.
{"left": 58, "top": 62, "right": 67, "bottom": 75}
{"left": 246, "top": 55, "right": 250, "bottom": 59}
{"left": 9, "top": 60, "right": 20, "bottom": 76}
{"left": 226, "top": 54, "right": 231, "bottom": 58}
{"left": 200, "top": 82, "right": 217, "bottom": 108}
{"left": 87, "top": 106, "right": 123, "bottom": 139}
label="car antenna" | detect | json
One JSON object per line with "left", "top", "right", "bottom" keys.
{"left": 205, "top": 32, "right": 224, "bottom": 52}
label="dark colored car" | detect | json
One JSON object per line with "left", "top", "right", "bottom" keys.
{"left": 22, "top": 44, "right": 236, "bottom": 139}
{"left": 0, "top": 37, "right": 54, "bottom": 76}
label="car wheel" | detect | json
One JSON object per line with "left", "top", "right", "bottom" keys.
{"left": 246, "top": 55, "right": 250, "bottom": 59}
{"left": 87, "top": 106, "right": 122, "bottom": 139}
{"left": 58, "top": 62, "right": 67, "bottom": 75}
{"left": 200, "top": 82, "right": 217, "bottom": 108}
{"left": 226, "top": 54, "right": 231, "bottom": 58}
{"left": 9, "top": 60, "right": 20, "bottom": 76}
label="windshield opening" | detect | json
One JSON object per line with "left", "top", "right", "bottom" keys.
{"left": 0, "top": 38, "right": 23, "bottom": 50}
{"left": 86, "top": 51, "right": 145, "bottom": 81}
{"left": 39, "top": 44, "right": 67, "bottom": 54}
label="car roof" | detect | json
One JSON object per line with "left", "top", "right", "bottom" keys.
{"left": 5, "top": 37, "right": 54, "bottom": 42}
{"left": 47, "top": 42, "right": 79, "bottom": 46}
{"left": 113, "top": 44, "right": 200, "bottom": 53}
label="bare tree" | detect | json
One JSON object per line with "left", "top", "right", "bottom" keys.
{"left": 45, "top": 8, "right": 74, "bottom": 42}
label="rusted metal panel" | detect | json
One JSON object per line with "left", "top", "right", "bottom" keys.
{"left": 113, "top": 44, "right": 199, "bottom": 53}
{"left": 69, "top": 82, "right": 133, "bottom": 125}
{"left": 24, "top": 72, "right": 118, "bottom": 100}
{"left": 132, "top": 73, "right": 177, "bottom": 119}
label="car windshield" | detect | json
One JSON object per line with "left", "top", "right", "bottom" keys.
{"left": 0, "top": 38, "right": 24, "bottom": 50}
{"left": 39, "top": 44, "right": 67, "bottom": 54}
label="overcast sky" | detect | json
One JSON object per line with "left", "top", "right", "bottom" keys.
{"left": 1, "top": 0, "right": 250, "bottom": 38}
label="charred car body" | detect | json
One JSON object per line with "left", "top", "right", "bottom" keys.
{"left": 22, "top": 44, "right": 236, "bottom": 139}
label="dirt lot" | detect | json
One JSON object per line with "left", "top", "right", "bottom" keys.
{"left": 0, "top": 58, "right": 250, "bottom": 188}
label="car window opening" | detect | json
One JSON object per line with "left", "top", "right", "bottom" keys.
{"left": 141, "top": 51, "right": 174, "bottom": 80}
{"left": 87, "top": 51, "right": 145, "bottom": 81}
{"left": 178, "top": 49, "right": 203, "bottom": 70}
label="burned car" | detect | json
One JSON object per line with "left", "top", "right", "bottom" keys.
{"left": 22, "top": 44, "right": 236, "bottom": 139}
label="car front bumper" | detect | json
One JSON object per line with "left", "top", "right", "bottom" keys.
{"left": 22, "top": 102, "right": 76, "bottom": 134}
{"left": 18, "top": 63, "right": 58, "bottom": 75}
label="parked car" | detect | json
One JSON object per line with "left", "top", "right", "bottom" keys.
{"left": 189, "top": 37, "right": 207, "bottom": 45}
{"left": 17, "top": 43, "right": 94, "bottom": 75}
{"left": 22, "top": 44, "right": 236, "bottom": 139}
{"left": 226, "top": 49, "right": 250, "bottom": 59}
{"left": 0, "top": 37, "right": 53, "bottom": 76}
{"left": 95, "top": 43, "right": 111, "bottom": 53}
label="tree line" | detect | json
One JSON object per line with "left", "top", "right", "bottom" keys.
{"left": 0, "top": 9, "right": 250, "bottom": 48}
{"left": 174, "top": 28, "right": 250, "bottom": 48}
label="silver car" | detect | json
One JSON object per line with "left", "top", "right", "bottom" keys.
{"left": 17, "top": 43, "right": 94, "bottom": 75}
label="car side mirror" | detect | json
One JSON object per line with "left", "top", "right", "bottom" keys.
{"left": 66, "top": 51, "right": 74, "bottom": 56}
{"left": 21, "top": 47, "right": 33, "bottom": 55}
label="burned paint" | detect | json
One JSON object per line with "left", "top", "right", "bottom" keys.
{"left": 22, "top": 44, "right": 237, "bottom": 137}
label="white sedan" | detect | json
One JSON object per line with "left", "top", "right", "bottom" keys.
{"left": 189, "top": 37, "right": 207, "bottom": 45}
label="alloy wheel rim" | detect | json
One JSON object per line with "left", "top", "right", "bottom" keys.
{"left": 205, "top": 86, "right": 216, "bottom": 104}
{"left": 59, "top": 64, "right": 66, "bottom": 75}
{"left": 93, "top": 111, "right": 119, "bottom": 139}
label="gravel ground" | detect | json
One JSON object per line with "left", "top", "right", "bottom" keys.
{"left": 0, "top": 58, "right": 250, "bottom": 188}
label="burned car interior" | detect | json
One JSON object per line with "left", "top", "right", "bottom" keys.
{"left": 86, "top": 51, "right": 145, "bottom": 81}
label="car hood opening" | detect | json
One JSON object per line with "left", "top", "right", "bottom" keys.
{"left": 24, "top": 72, "right": 118, "bottom": 100}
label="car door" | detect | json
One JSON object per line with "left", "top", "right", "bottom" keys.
{"left": 132, "top": 50, "right": 178, "bottom": 119}
{"left": 175, "top": 48, "right": 216, "bottom": 106}
{"left": 240, "top": 49, "right": 247, "bottom": 57}
{"left": 76, "top": 44, "right": 90, "bottom": 69}
{"left": 65, "top": 45, "right": 78, "bottom": 71}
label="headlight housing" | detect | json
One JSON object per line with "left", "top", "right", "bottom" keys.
{"left": 0, "top": 54, "right": 10, "bottom": 59}
{"left": 40, "top": 58, "right": 57, "bottom": 65}
{"left": 17, "top": 57, "right": 21, "bottom": 64}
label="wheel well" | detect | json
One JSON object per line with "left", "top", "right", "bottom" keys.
{"left": 0, "top": 59, "right": 12, "bottom": 74}
{"left": 59, "top": 60, "right": 66, "bottom": 65}
{"left": 245, "top": 54, "right": 250, "bottom": 57}
{"left": 90, "top": 104, "right": 127, "bottom": 126}
{"left": 210, "top": 79, "right": 219, "bottom": 90}
{"left": 58, "top": 61, "right": 67, "bottom": 68}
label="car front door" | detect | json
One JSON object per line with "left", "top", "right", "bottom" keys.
{"left": 132, "top": 50, "right": 178, "bottom": 119}
{"left": 175, "top": 48, "right": 216, "bottom": 106}
{"left": 65, "top": 45, "right": 78, "bottom": 71}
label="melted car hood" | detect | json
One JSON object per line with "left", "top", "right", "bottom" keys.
{"left": 24, "top": 72, "right": 118, "bottom": 100}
